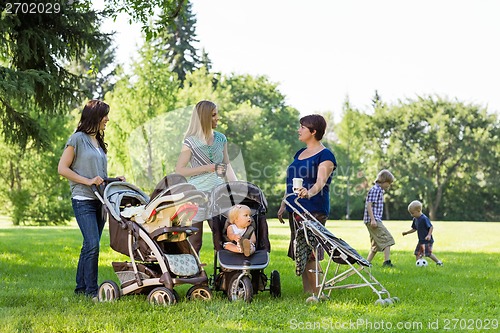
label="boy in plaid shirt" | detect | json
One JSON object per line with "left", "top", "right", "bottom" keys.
{"left": 363, "top": 169, "right": 396, "bottom": 267}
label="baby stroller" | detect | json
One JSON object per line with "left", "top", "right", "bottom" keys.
{"left": 95, "top": 174, "right": 213, "bottom": 305}
{"left": 283, "top": 194, "right": 399, "bottom": 305}
{"left": 209, "top": 181, "right": 281, "bottom": 303}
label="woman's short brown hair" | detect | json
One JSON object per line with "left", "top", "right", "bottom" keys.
{"left": 300, "top": 114, "right": 327, "bottom": 140}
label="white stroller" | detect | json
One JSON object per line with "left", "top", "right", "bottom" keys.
{"left": 283, "top": 193, "right": 399, "bottom": 305}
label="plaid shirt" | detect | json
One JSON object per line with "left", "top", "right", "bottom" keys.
{"left": 363, "top": 183, "right": 384, "bottom": 223}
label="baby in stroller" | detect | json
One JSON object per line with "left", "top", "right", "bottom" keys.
{"left": 223, "top": 204, "right": 256, "bottom": 257}
{"left": 210, "top": 181, "right": 280, "bottom": 302}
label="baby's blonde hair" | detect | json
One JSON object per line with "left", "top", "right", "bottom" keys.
{"left": 228, "top": 204, "right": 251, "bottom": 224}
{"left": 375, "top": 169, "right": 395, "bottom": 184}
{"left": 408, "top": 200, "right": 422, "bottom": 213}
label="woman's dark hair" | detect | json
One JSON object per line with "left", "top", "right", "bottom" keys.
{"left": 75, "top": 100, "right": 109, "bottom": 154}
{"left": 300, "top": 114, "right": 327, "bottom": 140}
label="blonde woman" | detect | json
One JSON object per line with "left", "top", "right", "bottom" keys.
{"left": 175, "top": 100, "right": 237, "bottom": 253}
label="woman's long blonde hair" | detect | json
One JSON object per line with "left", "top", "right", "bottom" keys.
{"left": 184, "top": 100, "right": 217, "bottom": 143}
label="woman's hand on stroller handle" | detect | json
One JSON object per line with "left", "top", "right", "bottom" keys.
{"left": 296, "top": 187, "right": 310, "bottom": 199}
{"left": 90, "top": 176, "right": 126, "bottom": 195}
{"left": 284, "top": 190, "right": 309, "bottom": 201}
{"left": 281, "top": 192, "right": 312, "bottom": 224}
{"left": 105, "top": 176, "right": 126, "bottom": 183}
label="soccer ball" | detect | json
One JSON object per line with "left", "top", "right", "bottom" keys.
{"left": 416, "top": 258, "right": 428, "bottom": 267}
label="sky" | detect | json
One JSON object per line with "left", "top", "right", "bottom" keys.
{"left": 105, "top": 0, "right": 500, "bottom": 120}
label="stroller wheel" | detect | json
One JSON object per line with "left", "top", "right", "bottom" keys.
{"left": 375, "top": 298, "right": 389, "bottom": 306}
{"left": 269, "top": 270, "right": 281, "bottom": 298}
{"left": 172, "top": 289, "right": 180, "bottom": 303}
{"left": 186, "top": 285, "right": 213, "bottom": 301}
{"left": 306, "top": 295, "right": 319, "bottom": 303}
{"left": 97, "top": 280, "right": 121, "bottom": 302}
{"left": 228, "top": 274, "right": 253, "bottom": 303}
{"left": 147, "top": 287, "right": 177, "bottom": 306}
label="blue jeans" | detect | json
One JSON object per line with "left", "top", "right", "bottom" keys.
{"left": 72, "top": 199, "right": 105, "bottom": 297}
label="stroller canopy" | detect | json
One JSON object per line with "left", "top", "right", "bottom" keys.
{"left": 209, "top": 181, "right": 268, "bottom": 217}
{"left": 104, "top": 182, "right": 150, "bottom": 221}
{"left": 150, "top": 173, "right": 191, "bottom": 199}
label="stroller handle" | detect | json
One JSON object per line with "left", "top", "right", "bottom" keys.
{"left": 91, "top": 177, "right": 123, "bottom": 204}
{"left": 282, "top": 193, "right": 322, "bottom": 225}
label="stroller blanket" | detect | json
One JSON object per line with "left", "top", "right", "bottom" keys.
{"left": 165, "top": 254, "right": 199, "bottom": 277}
{"left": 294, "top": 226, "right": 317, "bottom": 276}
{"left": 294, "top": 220, "right": 371, "bottom": 273}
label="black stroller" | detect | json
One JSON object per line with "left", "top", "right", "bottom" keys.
{"left": 95, "top": 174, "right": 213, "bottom": 305}
{"left": 209, "top": 181, "right": 281, "bottom": 302}
{"left": 284, "top": 194, "right": 399, "bottom": 305}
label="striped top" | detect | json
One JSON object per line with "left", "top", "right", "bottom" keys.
{"left": 184, "top": 131, "right": 227, "bottom": 191}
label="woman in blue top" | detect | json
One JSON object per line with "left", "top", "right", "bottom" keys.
{"left": 277, "top": 114, "right": 337, "bottom": 295}
{"left": 175, "top": 100, "right": 237, "bottom": 254}
{"left": 58, "top": 100, "right": 125, "bottom": 299}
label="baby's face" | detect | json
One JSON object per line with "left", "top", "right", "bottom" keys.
{"left": 234, "top": 208, "right": 252, "bottom": 229}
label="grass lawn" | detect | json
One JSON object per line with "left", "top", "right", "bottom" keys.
{"left": 0, "top": 216, "right": 499, "bottom": 333}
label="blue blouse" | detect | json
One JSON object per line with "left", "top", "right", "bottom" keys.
{"left": 285, "top": 148, "right": 337, "bottom": 215}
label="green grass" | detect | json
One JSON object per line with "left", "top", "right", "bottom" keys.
{"left": 1, "top": 217, "right": 499, "bottom": 333}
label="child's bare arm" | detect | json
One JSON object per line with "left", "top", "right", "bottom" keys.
{"left": 250, "top": 232, "right": 257, "bottom": 244}
{"left": 226, "top": 226, "right": 239, "bottom": 242}
{"left": 425, "top": 226, "right": 433, "bottom": 241}
{"left": 367, "top": 202, "right": 377, "bottom": 227}
{"left": 402, "top": 228, "right": 416, "bottom": 236}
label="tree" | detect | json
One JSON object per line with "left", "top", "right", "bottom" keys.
{"left": 216, "top": 74, "right": 300, "bottom": 213}
{"left": 155, "top": 0, "right": 201, "bottom": 86}
{"left": 0, "top": 0, "right": 187, "bottom": 150}
{"left": 0, "top": 0, "right": 202, "bottom": 225}
{"left": 66, "top": 42, "right": 118, "bottom": 101}
{"left": 105, "top": 38, "right": 180, "bottom": 191}
{"left": 104, "top": 0, "right": 187, "bottom": 40}
{"left": 0, "top": 112, "right": 75, "bottom": 225}
{"left": 365, "top": 96, "right": 499, "bottom": 220}
{"left": 332, "top": 98, "right": 371, "bottom": 219}
{"left": 0, "top": 1, "right": 110, "bottom": 149}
